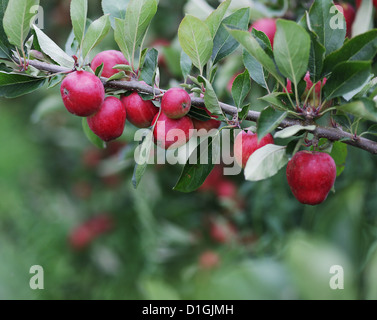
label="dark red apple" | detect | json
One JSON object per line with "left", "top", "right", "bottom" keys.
{"left": 152, "top": 112, "right": 194, "bottom": 150}
{"left": 60, "top": 71, "right": 104, "bottom": 117}
{"left": 286, "top": 151, "right": 336, "bottom": 205}
{"left": 121, "top": 92, "right": 159, "bottom": 128}
{"left": 234, "top": 130, "right": 274, "bottom": 168}
{"left": 161, "top": 87, "right": 191, "bottom": 119}
{"left": 87, "top": 96, "right": 126, "bottom": 142}
{"left": 91, "top": 50, "right": 130, "bottom": 78}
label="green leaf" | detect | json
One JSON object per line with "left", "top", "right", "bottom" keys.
{"left": 101, "top": 0, "right": 129, "bottom": 29}
{"left": 197, "top": 76, "right": 222, "bottom": 115}
{"left": 0, "top": 0, "right": 11, "bottom": 58}
{"left": 231, "top": 69, "right": 251, "bottom": 109}
{"left": 162, "top": 46, "right": 182, "bottom": 78}
{"left": 180, "top": 50, "right": 192, "bottom": 81}
{"left": 0, "top": 71, "right": 45, "bottom": 98}
{"left": 81, "top": 14, "right": 111, "bottom": 60}
{"left": 352, "top": 0, "right": 374, "bottom": 37}
{"left": 257, "top": 107, "right": 288, "bottom": 142}
{"left": 244, "top": 144, "right": 288, "bottom": 181}
{"left": 251, "top": 28, "right": 273, "bottom": 58}
{"left": 329, "top": 141, "right": 347, "bottom": 177}
{"left": 239, "top": 104, "right": 251, "bottom": 121}
{"left": 82, "top": 118, "right": 106, "bottom": 149}
{"left": 113, "top": 64, "right": 133, "bottom": 73}
{"left": 274, "top": 125, "right": 316, "bottom": 139}
{"left": 227, "top": 28, "right": 284, "bottom": 85}
{"left": 3, "top": 0, "right": 39, "bottom": 49}
{"left": 212, "top": 8, "right": 250, "bottom": 64}
{"left": 114, "top": 18, "right": 127, "bottom": 58}
{"left": 301, "top": 12, "right": 326, "bottom": 83}
{"left": 205, "top": 0, "right": 231, "bottom": 38}
{"left": 70, "top": 0, "right": 87, "bottom": 45}
{"left": 188, "top": 105, "right": 212, "bottom": 121}
{"left": 306, "top": 0, "right": 346, "bottom": 56}
{"left": 138, "top": 48, "right": 148, "bottom": 70}
{"left": 274, "top": 19, "right": 310, "bottom": 88}
{"left": 106, "top": 71, "right": 126, "bottom": 82}
{"left": 323, "top": 30, "right": 377, "bottom": 76}
{"left": 65, "top": 29, "right": 79, "bottom": 56}
{"left": 94, "top": 62, "right": 104, "bottom": 77}
{"left": 178, "top": 15, "right": 213, "bottom": 74}
{"left": 141, "top": 48, "right": 158, "bottom": 86}
{"left": 174, "top": 135, "right": 221, "bottom": 193}
{"left": 323, "top": 61, "right": 372, "bottom": 100}
{"left": 259, "top": 92, "right": 293, "bottom": 110}
{"left": 133, "top": 130, "right": 153, "bottom": 188}
{"left": 33, "top": 25, "right": 75, "bottom": 68}
{"left": 115, "top": 0, "right": 158, "bottom": 65}
{"left": 336, "top": 99, "right": 377, "bottom": 122}
{"left": 243, "top": 49, "right": 267, "bottom": 89}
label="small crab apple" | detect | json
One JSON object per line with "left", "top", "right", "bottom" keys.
{"left": 152, "top": 112, "right": 194, "bottom": 150}
{"left": 161, "top": 87, "right": 191, "bottom": 119}
{"left": 210, "top": 219, "right": 237, "bottom": 244}
{"left": 234, "top": 130, "right": 274, "bottom": 168}
{"left": 335, "top": 3, "right": 356, "bottom": 38}
{"left": 60, "top": 71, "right": 105, "bottom": 117}
{"left": 91, "top": 50, "right": 130, "bottom": 78}
{"left": 249, "top": 18, "right": 277, "bottom": 48}
{"left": 121, "top": 92, "right": 159, "bottom": 128}
{"left": 199, "top": 251, "right": 220, "bottom": 269}
{"left": 87, "top": 96, "right": 126, "bottom": 142}
{"left": 286, "top": 151, "right": 337, "bottom": 206}
{"left": 216, "top": 180, "right": 237, "bottom": 201}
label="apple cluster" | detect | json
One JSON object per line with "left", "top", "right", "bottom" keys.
{"left": 60, "top": 50, "right": 221, "bottom": 150}
{"left": 59, "top": 46, "right": 338, "bottom": 206}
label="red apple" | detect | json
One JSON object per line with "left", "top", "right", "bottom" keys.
{"left": 216, "top": 180, "right": 237, "bottom": 200}
{"left": 152, "top": 112, "right": 194, "bottom": 150}
{"left": 234, "top": 130, "right": 274, "bottom": 168}
{"left": 199, "top": 251, "right": 220, "bottom": 269}
{"left": 286, "top": 151, "right": 337, "bottom": 205}
{"left": 60, "top": 71, "right": 104, "bottom": 117}
{"left": 121, "top": 92, "right": 159, "bottom": 128}
{"left": 210, "top": 219, "right": 237, "bottom": 244}
{"left": 87, "top": 96, "right": 126, "bottom": 142}
{"left": 91, "top": 50, "right": 130, "bottom": 78}
{"left": 161, "top": 87, "right": 191, "bottom": 119}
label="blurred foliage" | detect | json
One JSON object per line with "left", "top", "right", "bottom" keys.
{"left": 0, "top": 0, "right": 377, "bottom": 300}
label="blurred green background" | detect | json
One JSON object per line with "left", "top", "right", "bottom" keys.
{"left": 1, "top": 0, "right": 377, "bottom": 300}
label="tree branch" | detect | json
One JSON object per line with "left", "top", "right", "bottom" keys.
{"left": 22, "top": 58, "right": 377, "bottom": 155}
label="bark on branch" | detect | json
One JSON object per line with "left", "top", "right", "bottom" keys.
{"left": 22, "top": 58, "right": 377, "bottom": 155}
